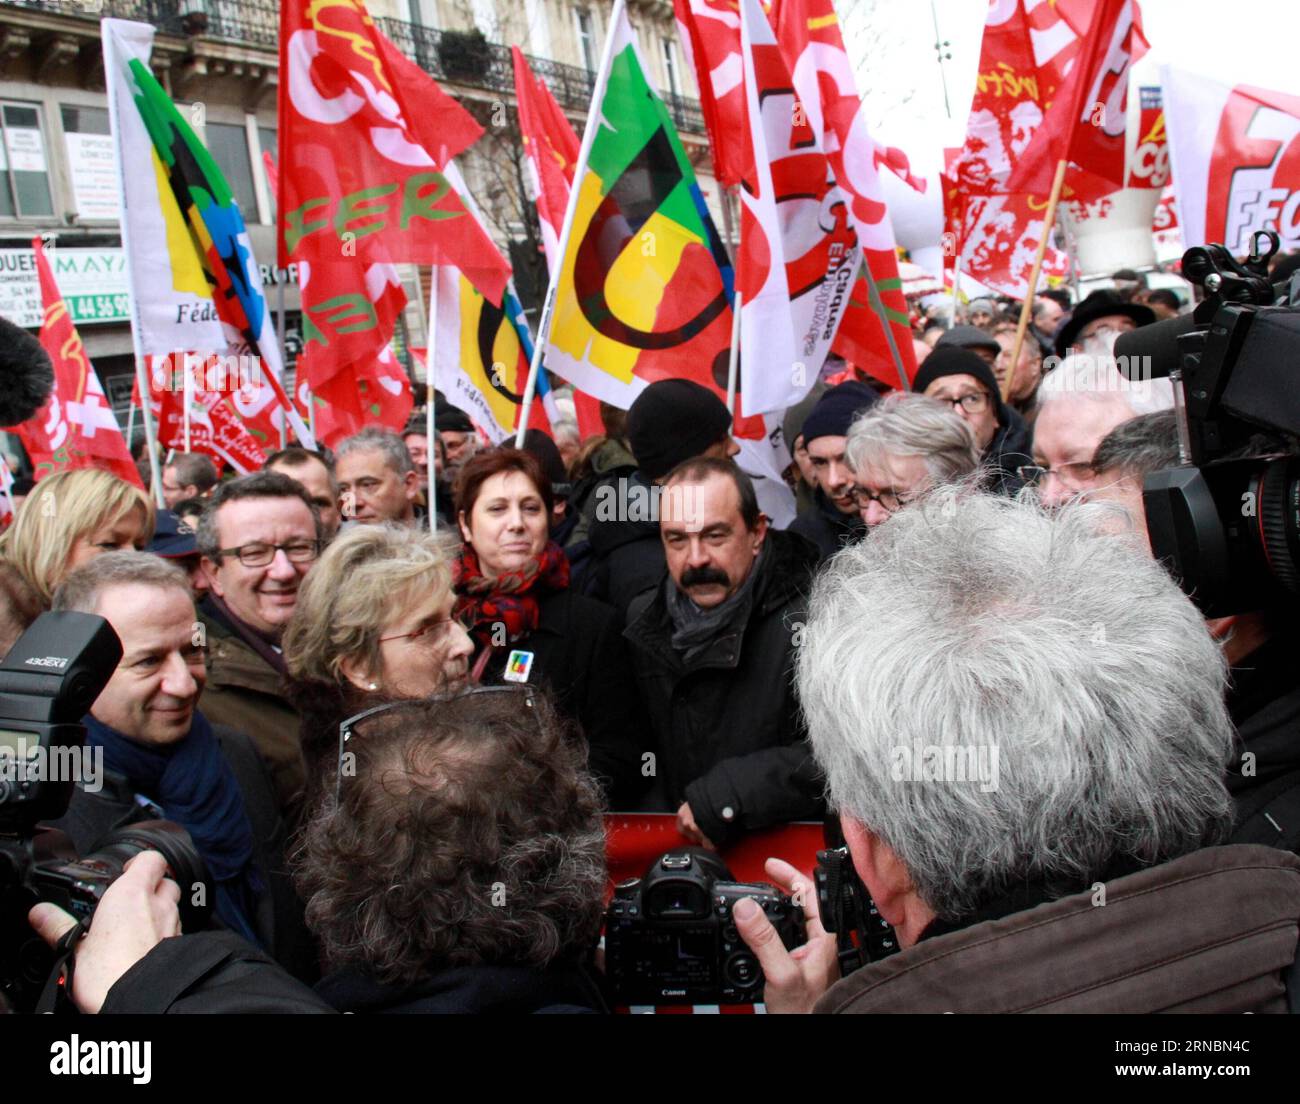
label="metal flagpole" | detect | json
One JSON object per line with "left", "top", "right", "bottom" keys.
{"left": 277, "top": 276, "right": 288, "bottom": 449}
{"left": 135, "top": 357, "right": 163, "bottom": 508}
{"left": 426, "top": 264, "right": 438, "bottom": 532}
{"left": 515, "top": 0, "right": 630, "bottom": 446}
{"left": 725, "top": 291, "right": 742, "bottom": 417}
{"left": 182, "top": 351, "right": 192, "bottom": 452}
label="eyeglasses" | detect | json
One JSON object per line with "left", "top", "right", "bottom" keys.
{"left": 944, "top": 392, "right": 991, "bottom": 415}
{"left": 378, "top": 613, "right": 471, "bottom": 646}
{"left": 849, "top": 486, "right": 911, "bottom": 513}
{"left": 335, "top": 684, "right": 536, "bottom": 804}
{"left": 214, "top": 539, "right": 322, "bottom": 567}
{"left": 1016, "top": 461, "right": 1096, "bottom": 487}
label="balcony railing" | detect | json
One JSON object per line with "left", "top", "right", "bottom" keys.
{"left": 0, "top": 0, "right": 706, "bottom": 135}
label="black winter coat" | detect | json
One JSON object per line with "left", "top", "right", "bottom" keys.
{"left": 44, "top": 724, "right": 318, "bottom": 983}
{"left": 582, "top": 471, "right": 667, "bottom": 621}
{"left": 1226, "top": 628, "right": 1300, "bottom": 854}
{"left": 479, "top": 587, "right": 648, "bottom": 807}
{"left": 787, "top": 487, "right": 865, "bottom": 564}
{"left": 622, "top": 529, "right": 826, "bottom": 846}
{"left": 986, "top": 404, "right": 1034, "bottom": 496}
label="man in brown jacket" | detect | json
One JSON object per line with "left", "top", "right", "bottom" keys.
{"left": 197, "top": 470, "right": 323, "bottom": 815}
{"left": 735, "top": 489, "right": 1300, "bottom": 1013}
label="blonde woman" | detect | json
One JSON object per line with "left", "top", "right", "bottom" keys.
{"left": 281, "top": 523, "right": 474, "bottom": 787}
{"left": 0, "top": 468, "right": 154, "bottom": 606}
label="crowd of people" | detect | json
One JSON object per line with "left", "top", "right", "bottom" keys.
{"left": 7, "top": 256, "right": 1300, "bottom": 1014}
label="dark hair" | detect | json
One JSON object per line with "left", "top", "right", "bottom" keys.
{"left": 1091, "top": 410, "right": 1180, "bottom": 476}
{"left": 165, "top": 452, "right": 218, "bottom": 493}
{"left": 293, "top": 688, "right": 606, "bottom": 983}
{"left": 1145, "top": 288, "right": 1180, "bottom": 311}
{"left": 196, "top": 470, "right": 323, "bottom": 559}
{"left": 264, "top": 446, "right": 336, "bottom": 475}
{"left": 662, "top": 456, "right": 761, "bottom": 531}
{"left": 454, "top": 447, "right": 554, "bottom": 521}
{"left": 1040, "top": 288, "right": 1073, "bottom": 310}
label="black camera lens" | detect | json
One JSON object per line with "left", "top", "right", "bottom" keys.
{"left": 83, "top": 820, "right": 213, "bottom": 932}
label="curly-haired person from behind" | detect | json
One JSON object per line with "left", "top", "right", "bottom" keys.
{"left": 295, "top": 687, "right": 610, "bottom": 1013}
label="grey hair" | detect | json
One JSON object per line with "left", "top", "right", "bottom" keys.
{"left": 552, "top": 419, "right": 580, "bottom": 444}
{"left": 52, "top": 550, "right": 191, "bottom": 615}
{"left": 843, "top": 392, "right": 981, "bottom": 485}
{"left": 1091, "top": 410, "right": 1181, "bottom": 476}
{"left": 165, "top": 452, "right": 218, "bottom": 493}
{"left": 797, "top": 488, "right": 1234, "bottom": 921}
{"left": 1037, "top": 353, "right": 1174, "bottom": 416}
{"left": 335, "top": 427, "right": 415, "bottom": 476}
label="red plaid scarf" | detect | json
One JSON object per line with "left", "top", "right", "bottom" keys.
{"left": 452, "top": 540, "right": 570, "bottom": 652}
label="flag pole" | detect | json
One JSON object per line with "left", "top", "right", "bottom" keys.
{"left": 126, "top": 385, "right": 136, "bottom": 448}
{"left": 515, "top": 0, "right": 629, "bottom": 448}
{"left": 950, "top": 228, "right": 963, "bottom": 328}
{"left": 427, "top": 264, "right": 438, "bottom": 533}
{"left": 725, "top": 290, "right": 743, "bottom": 416}
{"left": 277, "top": 276, "right": 288, "bottom": 450}
{"left": 1005, "top": 157, "right": 1067, "bottom": 400}
{"left": 135, "top": 357, "right": 163, "bottom": 508}
{"left": 860, "top": 255, "right": 911, "bottom": 390}
{"left": 182, "top": 353, "right": 192, "bottom": 452}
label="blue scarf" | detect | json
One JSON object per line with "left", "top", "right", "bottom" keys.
{"left": 84, "top": 710, "right": 265, "bottom": 947}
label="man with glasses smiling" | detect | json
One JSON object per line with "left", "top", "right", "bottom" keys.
{"left": 196, "top": 471, "right": 326, "bottom": 815}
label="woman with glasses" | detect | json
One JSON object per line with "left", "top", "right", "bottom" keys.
{"left": 452, "top": 448, "right": 645, "bottom": 807}
{"left": 282, "top": 523, "right": 474, "bottom": 790}
{"left": 911, "top": 346, "right": 1035, "bottom": 495}
{"left": 844, "top": 393, "right": 982, "bottom": 530}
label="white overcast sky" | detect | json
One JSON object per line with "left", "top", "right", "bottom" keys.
{"left": 842, "top": 0, "right": 1298, "bottom": 177}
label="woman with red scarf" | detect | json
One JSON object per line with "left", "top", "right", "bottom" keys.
{"left": 453, "top": 448, "right": 646, "bottom": 807}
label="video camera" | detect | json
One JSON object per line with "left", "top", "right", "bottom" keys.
{"left": 0, "top": 611, "right": 211, "bottom": 1013}
{"left": 1114, "top": 230, "right": 1300, "bottom": 616}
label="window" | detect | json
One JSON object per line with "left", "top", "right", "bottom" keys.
{"left": 203, "top": 121, "right": 258, "bottom": 219}
{"left": 663, "top": 39, "right": 680, "bottom": 97}
{"left": 576, "top": 9, "right": 596, "bottom": 72}
{"left": 61, "top": 105, "right": 119, "bottom": 221}
{"left": 0, "top": 102, "right": 55, "bottom": 218}
{"left": 256, "top": 126, "right": 277, "bottom": 216}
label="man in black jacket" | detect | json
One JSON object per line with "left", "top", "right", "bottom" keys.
{"left": 624, "top": 457, "right": 824, "bottom": 848}
{"left": 788, "top": 381, "right": 876, "bottom": 562}
{"left": 46, "top": 551, "right": 314, "bottom": 981}
{"left": 584, "top": 379, "right": 738, "bottom": 620}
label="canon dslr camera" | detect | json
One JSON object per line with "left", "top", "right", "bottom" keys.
{"left": 604, "top": 849, "right": 803, "bottom": 1005}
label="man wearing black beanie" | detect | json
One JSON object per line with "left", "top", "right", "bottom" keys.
{"left": 583, "top": 379, "right": 738, "bottom": 619}
{"left": 911, "top": 347, "right": 1033, "bottom": 495}
{"left": 789, "top": 380, "right": 878, "bottom": 562}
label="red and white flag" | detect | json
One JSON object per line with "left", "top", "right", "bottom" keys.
{"left": 736, "top": 0, "right": 859, "bottom": 415}
{"left": 1005, "top": 0, "right": 1148, "bottom": 196}
{"left": 1162, "top": 67, "right": 1300, "bottom": 254}
{"left": 672, "top": 0, "right": 745, "bottom": 188}
{"left": 771, "top": 0, "right": 916, "bottom": 389}
{"left": 14, "top": 238, "right": 142, "bottom": 487}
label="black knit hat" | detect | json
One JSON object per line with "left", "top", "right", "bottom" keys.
{"left": 801, "top": 380, "right": 878, "bottom": 445}
{"left": 912, "top": 346, "right": 1009, "bottom": 430}
{"left": 434, "top": 406, "right": 474, "bottom": 433}
{"left": 626, "top": 379, "right": 732, "bottom": 481}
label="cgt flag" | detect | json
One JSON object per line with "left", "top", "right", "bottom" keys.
{"left": 277, "top": 0, "right": 509, "bottom": 304}
{"left": 543, "top": 6, "right": 763, "bottom": 438}
{"left": 14, "top": 238, "right": 142, "bottom": 487}
{"left": 1162, "top": 67, "right": 1300, "bottom": 254}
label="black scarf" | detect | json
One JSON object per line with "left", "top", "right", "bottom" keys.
{"left": 666, "top": 540, "right": 769, "bottom": 662}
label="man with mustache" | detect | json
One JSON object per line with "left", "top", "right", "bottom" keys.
{"left": 624, "top": 458, "right": 824, "bottom": 847}
{"left": 196, "top": 471, "right": 325, "bottom": 816}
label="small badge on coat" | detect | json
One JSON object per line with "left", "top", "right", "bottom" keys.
{"left": 504, "top": 649, "right": 534, "bottom": 683}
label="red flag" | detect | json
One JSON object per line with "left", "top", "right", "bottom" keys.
{"left": 307, "top": 347, "right": 414, "bottom": 448}
{"left": 277, "top": 0, "right": 508, "bottom": 303}
{"left": 1005, "top": 0, "right": 1148, "bottom": 196}
{"left": 672, "top": 0, "right": 745, "bottom": 187}
{"left": 14, "top": 238, "right": 141, "bottom": 487}
{"left": 146, "top": 357, "right": 268, "bottom": 474}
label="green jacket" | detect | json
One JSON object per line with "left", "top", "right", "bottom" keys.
{"left": 198, "top": 606, "right": 305, "bottom": 817}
